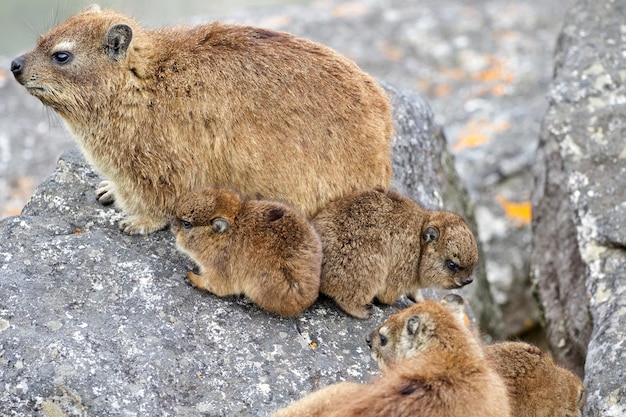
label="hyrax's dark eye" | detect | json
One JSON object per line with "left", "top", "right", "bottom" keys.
{"left": 51, "top": 51, "right": 73, "bottom": 65}
{"left": 379, "top": 334, "right": 388, "bottom": 347}
{"left": 181, "top": 220, "right": 193, "bottom": 229}
{"left": 446, "top": 260, "right": 459, "bottom": 272}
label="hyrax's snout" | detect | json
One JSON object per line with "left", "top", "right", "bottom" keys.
{"left": 10, "top": 55, "right": 25, "bottom": 79}
{"left": 462, "top": 276, "right": 474, "bottom": 286}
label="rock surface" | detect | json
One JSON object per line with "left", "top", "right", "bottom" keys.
{"left": 0, "top": 85, "right": 484, "bottom": 416}
{"left": 531, "top": 0, "right": 626, "bottom": 415}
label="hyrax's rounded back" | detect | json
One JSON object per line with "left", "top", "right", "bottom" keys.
{"left": 312, "top": 189, "right": 478, "bottom": 318}
{"left": 12, "top": 5, "right": 392, "bottom": 234}
{"left": 172, "top": 187, "right": 322, "bottom": 317}
{"left": 485, "top": 342, "right": 585, "bottom": 417}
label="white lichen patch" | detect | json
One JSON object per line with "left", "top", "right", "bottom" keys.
{"left": 257, "top": 383, "right": 271, "bottom": 396}
{"left": 95, "top": 208, "right": 125, "bottom": 226}
{"left": 594, "top": 73, "right": 615, "bottom": 90}
{"left": 593, "top": 282, "right": 612, "bottom": 305}
{"left": 346, "top": 364, "right": 364, "bottom": 379}
{"left": 588, "top": 126, "right": 608, "bottom": 146}
{"left": 45, "top": 321, "right": 63, "bottom": 332}
{"left": 588, "top": 97, "right": 607, "bottom": 110}
{"left": 40, "top": 399, "right": 66, "bottom": 417}
{"left": 568, "top": 171, "right": 590, "bottom": 205}
{"left": 560, "top": 134, "right": 584, "bottom": 160}
{"left": 15, "top": 379, "right": 28, "bottom": 395}
{"left": 295, "top": 331, "right": 313, "bottom": 349}
{"left": 581, "top": 240, "right": 607, "bottom": 264}
{"left": 0, "top": 318, "right": 9, "bottom": 332}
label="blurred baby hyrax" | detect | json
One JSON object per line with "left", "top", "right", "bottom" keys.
{"left": 312, "top": 189, "right": 478, "bottom": 318}
{"left": 484, "top": 342, "right": 585, "bottom": 417}
{"left": 368, "top": 294, "right": 585, "bottom": 417}
{"left": 11, "top": 4, "right": 392, "bottom": 235}
{"left": 171, "top": 187, "right": 322, "bottom": 317}
{"left": 272, "top": 294, "right": 511, "bottom": 417}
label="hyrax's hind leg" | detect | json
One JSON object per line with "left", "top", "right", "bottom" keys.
{"left": 322, "top": 263, "right": 384, "bottom": 319}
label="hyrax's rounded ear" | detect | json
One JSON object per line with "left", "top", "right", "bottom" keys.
{"left": 406, "top": 315, "right": 420, "bottom": 336}
{"left": 106, "top": 24, "right": 133, "bottom": 60}
{"left": 441, "top": 294, "right": 466, "bottom": 322}
{"left": 211, "top": 217, "right": 230, "bottom": 234}
{"left": 84, "top": 4, "right": 101, "bottom": 12}
{"left": 422, "top": 226, "right": 440, "bottom": 244}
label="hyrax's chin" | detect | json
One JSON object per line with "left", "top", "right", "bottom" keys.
{"left": 374, "top": 356, "right": 387, "bottom": 371}
{"left": 453, "top": 275, "right": 474, "bottom": 288}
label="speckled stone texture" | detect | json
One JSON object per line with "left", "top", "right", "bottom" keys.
{"left": 0, "top": 85, "right": 486, "bottom": 416}
{"left": 531, "top": 0, "right": 626, "bottom": 415}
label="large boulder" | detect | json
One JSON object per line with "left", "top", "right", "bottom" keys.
{"left": 0, "top": 85, "right": 492, "bottom": 416}
{"left": 531, "top": 0, "right": 626, "bottom": 415}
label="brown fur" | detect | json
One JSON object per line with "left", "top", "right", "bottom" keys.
{"left": 485, "top": 343, "right": 585, "bottom": 417}
{"left": 171, "top": 187, "right": 322, "bottom": 317}
{"left": 312, "top": 189, "right": 478, "bottom": 318}
{"left": 11, "top": 5, "right": 392, "bottom": 234}
{"left": 272, "top": 296, "right": 510, "bottom": 417}
{"left": 369, "top": 296, "right": 585, "bottom": 417}
{"left": 271, "top": 382, "right": 363, "bottom": 417}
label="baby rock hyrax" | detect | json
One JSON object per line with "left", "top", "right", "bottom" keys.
{"left": 11, "top": 5, "right": 392, "bottom": 234}
{"left": 272, "top": 295, "right": 511, "bottom": 417}
{"left": 368, "top": 295, "right": 585, "bottom": 417}
{"left": 171, "top": 187, "right": 322, "bottom": 317}
{"left": 312, "top": 189, "right": 478, "bottom": 318}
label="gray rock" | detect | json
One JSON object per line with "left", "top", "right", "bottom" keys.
{"left": 531, "top": 0, "right": 626, "bottom": 415}
{"left": 0, "top": 85, "right": 488, "bottom": 416}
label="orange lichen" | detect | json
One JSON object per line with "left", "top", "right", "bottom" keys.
{"left": 380, "top": 41, "right": 404, "bottom": 62}
{"left": 453, "top": 119, "right": 511, "bottom": 151}
{"left": 496, "top": 195, "right": 532, "bottom": 226}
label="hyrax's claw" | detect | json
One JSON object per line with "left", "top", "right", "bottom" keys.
{"left": 96, "top": 180, "right": 115, "bottom": 205}
{"left": 119, "top": 215, "right": 168, "bottom": 235}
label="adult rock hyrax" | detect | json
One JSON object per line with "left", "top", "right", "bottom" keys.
{"left": 312, "top": 188, "right": 478, "bottom": 318}
{"left": 272, "top": 295, "right": 511, "bottom": 417}
{"left": 11, "top": 5, "right": 392, "bottom": 234}
{"left": 368, "top": 295, "right": 585, "bottom": 417}
{"left": 171, "top": 187, "right": 322, "bottom": 317}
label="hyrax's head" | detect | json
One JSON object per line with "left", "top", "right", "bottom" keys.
{"left": 10, "top": 5, "right": 139, "bottom": 119}
{"left": 171, "top": 187, "right": 243, "bottom": 255}
{"left": 418, "top": 211, "right": 478, "bottom": 289}
{"left": 366, "top": 294, "right": 468, "bottom": 370}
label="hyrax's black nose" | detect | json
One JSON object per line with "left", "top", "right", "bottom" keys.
{"left": 365, "top": 331, "right": 373, "bottom": 349}
{"left": 10, "top": 56, "right": 25, "bottom": 77}
{"left": 462, "top": 276, "right": 474, "bottom": 285}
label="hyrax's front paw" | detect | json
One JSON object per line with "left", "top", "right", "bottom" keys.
{"left": 406, "top": 289, "right": 425, "bottom": 304}
{"left": 119, "top": 215, "right": 168, "bottom": 235}
{"left": 96, "top": 180, "right": 116, "bottom": 205}
{"left": 186, "top": 271, "right": 204, "bottom": 288}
